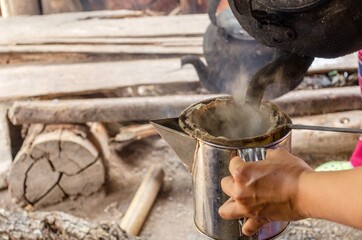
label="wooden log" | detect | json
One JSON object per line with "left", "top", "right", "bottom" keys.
{"left": 0, "top": 103, "right": 12, "bottom": 190}
{"left": 8, "top": 124, "right": 105, "bottom": 207}
{"left": 1, "top": 0, "right": 40, "bottom": 17}
{"left": 273, "top": 86, "right": 362, "bottom": 117}
{"left": 0, "top": 208, "right": 141, "bottom": 240}
{"left": 114, "top": 124, "right": 159, "bottom": 149}
{"left": 89, "top": 122, "right": 111, "bottom": 160}
{"left": 41, "top": 0, "right": 82, "bottom": 14}
{"left": 291, "top": 111, "right": 362, "bottom": 165}
{"left": 8, "top": 86, "right": 362, "bottom": 125}
{"left": 8, "top": 94, "right": 221, "bottom": 125}
{"left": 120, "top": 165, "right": 164, "bottom": 236}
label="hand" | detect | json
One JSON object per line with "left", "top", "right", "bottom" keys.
{"left": 219, "top": 148, "right": 313, "bottom": 236}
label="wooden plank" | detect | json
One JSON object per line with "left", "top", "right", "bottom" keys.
{"left": 0, "top": 55, "right": 357, "bottom": 101}
{"left": 0, "top": 58, "right": 199, "bottom": 100}
{"left": 0, "top": 10, "right": 356, "bottom": 73}
{"left": 309, "top": 53, "right": 358, "bottom": 74}
{"left": 0, "top": 43, "right": 203, "bottom": 56}
{"left": 1, "top": 36, "right": 203, "bottom": 46}
{"left": 0, "top": 10, "right": 208, "bottom": 45}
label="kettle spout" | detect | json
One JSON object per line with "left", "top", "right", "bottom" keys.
{"left": 150, "top": 118, "right": 197, "bottom": 172}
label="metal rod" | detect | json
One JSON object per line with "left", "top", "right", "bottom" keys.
{"left": 289, "top": 124, "right": 362, "bottom": 134}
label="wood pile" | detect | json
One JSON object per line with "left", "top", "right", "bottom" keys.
{"left": 0, "top": 9, "right": 360, "bottom": 210}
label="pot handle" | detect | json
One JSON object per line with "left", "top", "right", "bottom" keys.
{"left": 236, "top": 148, "right": 266, "bottom": 240}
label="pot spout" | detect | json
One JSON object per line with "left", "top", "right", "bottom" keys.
{"left": 150, "top": 118, "right": 197, "bottom": 172}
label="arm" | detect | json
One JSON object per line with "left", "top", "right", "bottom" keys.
{"left": 219, "top": 148, "right": 362, "bottom": 236}
{"left": 300, "top": 165, "right": 362, "bottom": 229}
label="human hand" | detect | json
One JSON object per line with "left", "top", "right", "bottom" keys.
{"left": 219, "top": 147, "right": 313, "bottom": 236}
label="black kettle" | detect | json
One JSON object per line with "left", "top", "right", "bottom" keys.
{"left": 188, "top": 0, "right": 362, "bottom": 103}
{"left": 181, "top": 7, "right": 296, "bottom": 99}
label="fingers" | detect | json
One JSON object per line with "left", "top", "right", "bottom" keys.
{"left": 221, "top": 176, "right": 234, "bottom": 197}
{"left": 219, "top": 198, "right": 268, "bottom": 235}
{"left": 229, "top": 156, "right": 244, "bottom": 176}
{"left": 218, "top": 198, "right": 247, "bottom": 219}
{"left": 229, "top": 156, "right": 250, "bottom": 182}
{"left": 219, "top": 198, "right": 238, "bottom": 219}
{"left": 242, "top": 218, "right": 267, "bottom": 236}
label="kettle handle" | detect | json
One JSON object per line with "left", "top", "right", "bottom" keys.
{"left": 236, "top": 148, "right": 267, "bottom": 240}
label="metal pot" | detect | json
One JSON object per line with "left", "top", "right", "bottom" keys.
{"left": 151, "top": 96, "right": 292, "bottom": 240}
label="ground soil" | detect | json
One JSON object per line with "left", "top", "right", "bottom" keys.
{"left": 1, "top": 136, "right": 362, "bottom": 239}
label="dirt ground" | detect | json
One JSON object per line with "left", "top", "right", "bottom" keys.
{"left": 1, "top": 136, "right": 362, "bottom": 240}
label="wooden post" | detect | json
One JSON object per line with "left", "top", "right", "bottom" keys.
{"left": 1, "top": 0, "right": 41, "bottom": 17}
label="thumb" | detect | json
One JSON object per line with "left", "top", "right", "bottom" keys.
{"left": 242, "top": 218, "right": 267, "bottom": 236}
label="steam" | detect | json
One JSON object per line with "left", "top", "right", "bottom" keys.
{"left": 197, "top": 65, "right": 274, "bottom": 140}
{"left": 197, "top": 102, "right": 272, "bottom": 140}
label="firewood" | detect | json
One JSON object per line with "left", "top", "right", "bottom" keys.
{"left": 273, "top": 86, "right": 362, "bottom": 117}
{"left": 89, "top": 122, "right": 111, "bottom": 160}
{"left": 8, "top": 94, "right": 221, "bottom": 125}
{"left": 120, "top": 165, "right": 164, "bottom": 236}
{"left": 114, "top": 124, "right": 159, "bottom": 149}
{"left": 8, "top": 124, "right": 106, "bottom": 207}
{"left": 0, "top": 208, "right": 141, "bottom": 240}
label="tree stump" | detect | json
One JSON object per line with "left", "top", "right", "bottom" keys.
{"left": 8, "top": 124, "right": 106, "bottom": 208}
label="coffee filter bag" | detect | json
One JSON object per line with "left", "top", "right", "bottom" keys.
{"left": 179, "top": 97, "right": 292, "bottom": 148}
